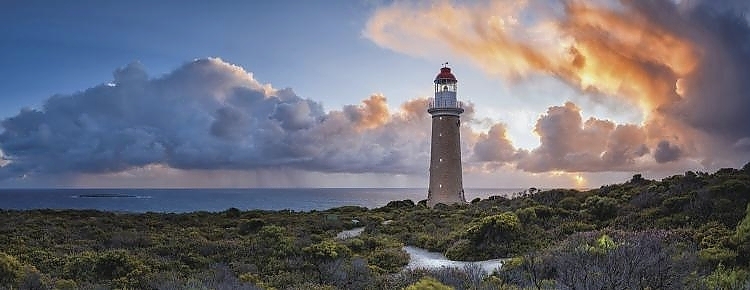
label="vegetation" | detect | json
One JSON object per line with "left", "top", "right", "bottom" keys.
{"left": 1, "top": 163, "right": 750, "bottom": 289}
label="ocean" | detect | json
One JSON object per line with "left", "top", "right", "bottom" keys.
{"left": 0, "top": 188, "right": 523, "bottom": 213}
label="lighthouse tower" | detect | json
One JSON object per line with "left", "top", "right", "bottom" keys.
{"left": 427, "top": 64, "right": 465, "bottom": 207}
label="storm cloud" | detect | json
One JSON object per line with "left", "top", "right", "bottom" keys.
{"left": 0, "top": 58, "right": 448, "bottom": 179}
{"left": 366, "top": 0, "right": 750, "bottom": 170}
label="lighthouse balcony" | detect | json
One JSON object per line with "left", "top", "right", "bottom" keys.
{"left": 428, "top": 98, "right": 465, "bottom": 116}
{"left": 428, "top": 98, "right": 464, "bottom": 109}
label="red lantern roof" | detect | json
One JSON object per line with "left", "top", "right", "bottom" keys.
{"left": 435, "top": 67, "right": 457, "bottom": 82}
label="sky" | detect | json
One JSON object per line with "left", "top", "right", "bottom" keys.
{"left": 1, "top": 0, "right": 749, "bottom": 188}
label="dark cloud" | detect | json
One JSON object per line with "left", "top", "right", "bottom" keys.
{"left": 654, "top": 140, "right": 682, "bottom": 163}
{"left": 666, "top": 1, "right": 750, "bottom": 144}
{"left": 0, "top": 58, "right": 440, "bottom": 179}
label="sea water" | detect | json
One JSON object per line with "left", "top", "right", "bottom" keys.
{"left": 0, "top": 188, "right": 522, "bottom": 213}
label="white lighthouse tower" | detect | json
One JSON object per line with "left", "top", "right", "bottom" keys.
{"left": 427, "top": 64, "right": 465, "bottom": 207}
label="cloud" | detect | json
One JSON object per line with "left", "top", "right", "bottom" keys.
{"left": 654, "top": 140, "right": 682, "bottom": 163}
{"left": 0, "top": 58, "right": 442, "bottom": 180}
{"left": 0, "top": 149, "right": 9, "bottom": 169}
{"left": 513, "top": 102, "right": 649, "bottom": 172}
{"left": 5, "top": 0, "right": 750, "bottom": 184}
{"left": 365, "top": 0, "right": 696, "bottom": 112}
{"left": 365, "top": 0, "right": 750, "bottom": 170}
{"left": 3, "top": 56, "right": 645, "bottom": 185}
{"left": 343, "top": 94, "right": 391, "bottom": 130}
{"left": 473, "top": 123, "right": 523, "bottom": 163}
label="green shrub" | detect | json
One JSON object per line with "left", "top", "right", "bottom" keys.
{"left": 738, "top": 203, "right": 750, "bottom": 237}
{"left": 0, "top": 252, "right": 23, "bottom": 287}
{"left": 557, "top": 221, "right": 595, "bottom": 235}
{"left": 661, "top": 195, "right": 692, "bottom": 211}
{"left": 456, "top": 212, "right": 527, "bottom": 259}
{"left": 303, "top": 239, "right": 351, "bottom": 261}
{"left": 55, "top": 279, "right": 78, "bottom": 290}
{"left": 405, "top": 277, "right": 452, "bottom": 290}
{"left": 703, "top": 264, "right": 750, "bottom": 289}
{"left": 238, "top": 218, "right": 265, "bottom": 235}
{"left": 254, "top": 225, "right": 296, "bottom": 258}
{"left": 515, "top": 207, "right": 537, "bottom": 223}
{"left": 64, "top": 250, "right": 147, "bottom": 283}
{"left": 444, "top": 239, "right": 473, "bottom": 260}
{"left": 558, "top": 196, "right": 581, "bottom": 210}
{"left": 466, "top": 212, "right": 521, "bottom": 243}
{"left": 582, "top": 195, "right": 619, "bottom": 220}
{"left": 368, "top": 247, "right": 409, "bottom": 273}
{"left": 699, "top": 247, "right": 738, "bottom": 266}
{"left": 345, "top": 238, "right": 365, "bottom": 252}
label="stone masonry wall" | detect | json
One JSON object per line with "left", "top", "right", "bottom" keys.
{"left": 428, "top": 115, "right": 465, "bottom": 207}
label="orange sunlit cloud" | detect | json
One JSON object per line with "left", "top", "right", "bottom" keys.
{"left": 365, "top": 0, "right": 699, "bottom": 116}
{"left": 363, "top": 0, "right": 750, "bottom": 173}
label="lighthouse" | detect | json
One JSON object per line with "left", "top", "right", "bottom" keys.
{"left": 427, "top": 64, "right": 465, "bottom": 207}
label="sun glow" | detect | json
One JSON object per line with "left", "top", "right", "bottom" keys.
{"left": 574, "top": 174, "right": 586, "bottom": 188}
{"left": 675, "top": 78, "right": 686, "bottom": 97}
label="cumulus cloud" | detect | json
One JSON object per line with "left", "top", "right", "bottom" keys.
{"left": 473, "top": 123, "right": 523, "bottom": 163}
{"left": 513, "top": 102, "right": 649, "bottom": 172}
{"left": 0, "top": 58, "right": 442, "bottom": 180}
{"left": 366, "top": 0, "right": 750, "bottom": 170}
{"left": 343, "top": 95, "right": 391, "bottom": 130}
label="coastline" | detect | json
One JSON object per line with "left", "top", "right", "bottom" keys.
{"left": 0, "top": 187, "right": 527, "bottom": 213}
